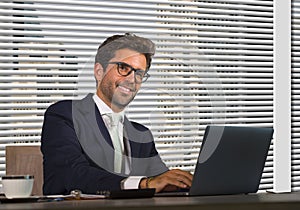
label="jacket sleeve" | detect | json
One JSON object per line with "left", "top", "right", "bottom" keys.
{"left": 126, "top": 121, "right": 169, "bottom": 177}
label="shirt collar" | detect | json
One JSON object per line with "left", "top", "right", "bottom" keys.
{"left": 93, "top": 93, "right": 125, "bottom": 122}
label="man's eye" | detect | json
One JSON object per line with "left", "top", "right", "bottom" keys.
{"left": 136, "top": 71, "right": 144, "bottom": 77}
{"left": 119, "top": 63, "right": 129, "bottom": 71}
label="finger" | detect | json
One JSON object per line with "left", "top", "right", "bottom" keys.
{"left": 176, "top": 175, "right": 193, "bottom": 187}
{"left": 168, "top": 169, "right": 193, "bottom": 187}
{"left": 168, "top": 169, "right": 193, "bottom": 184}
{"left": 171, "top": 169, "right": 193, "bottom": 179}
{"left": 166, "top": 177, "right": 189, "bottom": 189}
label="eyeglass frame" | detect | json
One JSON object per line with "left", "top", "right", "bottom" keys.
{"left": 107, "top": 61, "right": 150, "bottom": 83}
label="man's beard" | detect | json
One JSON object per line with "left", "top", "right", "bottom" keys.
{"left": 111, "top": 91, "right": 137, "bottom": 110}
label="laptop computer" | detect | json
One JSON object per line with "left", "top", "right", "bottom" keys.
{"left": 156, "top": 125, "right": 274, "bottom": 197}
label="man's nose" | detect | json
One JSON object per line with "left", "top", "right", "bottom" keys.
{"left": 125, "top": 70, "right": 135, "bottom": 83}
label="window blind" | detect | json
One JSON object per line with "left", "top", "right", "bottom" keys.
{"left": 0, "top": 0, "right": 274, "bottom": 191}
{"left": 292, "top": 0, "right": 300, "bottom": 191}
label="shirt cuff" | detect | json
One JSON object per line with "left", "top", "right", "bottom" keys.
{"left": 121, "top": 176, "right": 146, "bottom": 189}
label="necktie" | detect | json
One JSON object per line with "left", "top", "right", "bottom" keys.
{"left": 106, "top": 113, "right": 123, "bottom": 173}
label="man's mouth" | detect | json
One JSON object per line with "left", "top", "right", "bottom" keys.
{"left": 118, "top": 85, "right": 134, "bottom": 93}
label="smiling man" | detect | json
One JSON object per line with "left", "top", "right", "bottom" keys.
{"left": 95, "top": 48, "right": 145, "bottom": 112}
{"left": 41, "top": 33, "right": 193, "bottom": 195}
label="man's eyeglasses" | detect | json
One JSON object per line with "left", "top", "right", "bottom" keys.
{"left": 108, "top": 61, "right": 150, "bottom": 83}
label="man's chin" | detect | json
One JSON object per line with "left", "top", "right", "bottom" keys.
{"left": 112, "top": 99, "right": 133, "bottom": 110}
{"left": 113, "top": 93, "right": 136, "bottom": 107}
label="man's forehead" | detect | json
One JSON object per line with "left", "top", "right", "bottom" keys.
{"left": 112, "top": 48, "right": 146, "bottom": 62}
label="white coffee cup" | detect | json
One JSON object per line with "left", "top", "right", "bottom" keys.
{"left": 1, "top": 175, "right": 34, "bottom": 198}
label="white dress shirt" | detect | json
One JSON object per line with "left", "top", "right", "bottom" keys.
{"left": 92, "top": 94, "right": 145, "bottom": 189}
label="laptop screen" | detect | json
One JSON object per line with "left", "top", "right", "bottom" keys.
{"left": 189, "top": 125, "right": 273, "bottom": 196}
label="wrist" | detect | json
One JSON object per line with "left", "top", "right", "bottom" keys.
{"left": 139, "top": 178, "right": 147, "bottom": 189}
{"left": 146, "top": 177, "right": 154, "bottom": 188}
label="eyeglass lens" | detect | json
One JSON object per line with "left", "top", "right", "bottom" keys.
{"left": 110, "top": 62, "right": 149, "bottom": 83}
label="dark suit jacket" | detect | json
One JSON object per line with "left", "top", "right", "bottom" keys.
{"left": 41, "top": 93, "right": 168, "bottom": 195}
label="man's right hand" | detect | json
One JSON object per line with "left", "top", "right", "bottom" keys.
{"left": 140, "top": 169, "right": 193, "bottom": 193}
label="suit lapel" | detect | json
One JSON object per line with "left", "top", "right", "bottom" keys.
{"left": 123, "top": 117, "right": 142, "bottom": 158}
{"left": 94, "top": 107, "right": 113, "bottom": 147}
{"left": 72, "top": 93, "right": 114, "bottom": 172}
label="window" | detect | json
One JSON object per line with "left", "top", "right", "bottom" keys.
{"left": 0, "top": 0, "right": 277, "bottom": 191}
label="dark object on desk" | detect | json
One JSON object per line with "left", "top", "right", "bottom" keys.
{"left": 0, "top": 189, "right": 155, "bottom": 203}
{"left": 0, "top": 196, "right": 40, "bottom": 203}
{"left": 156, "top": 125, "right": 273, "bottom": 197}
{"left": 97, "top": 188, "right": 156, "bottom": 199}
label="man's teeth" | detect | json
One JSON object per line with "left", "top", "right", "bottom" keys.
{"left": 119, "top": 86, "right": 131, "bottom": 92}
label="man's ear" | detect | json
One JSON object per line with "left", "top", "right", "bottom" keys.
{"left": 94, "top": 63, "right": 103, "bottom": 81}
